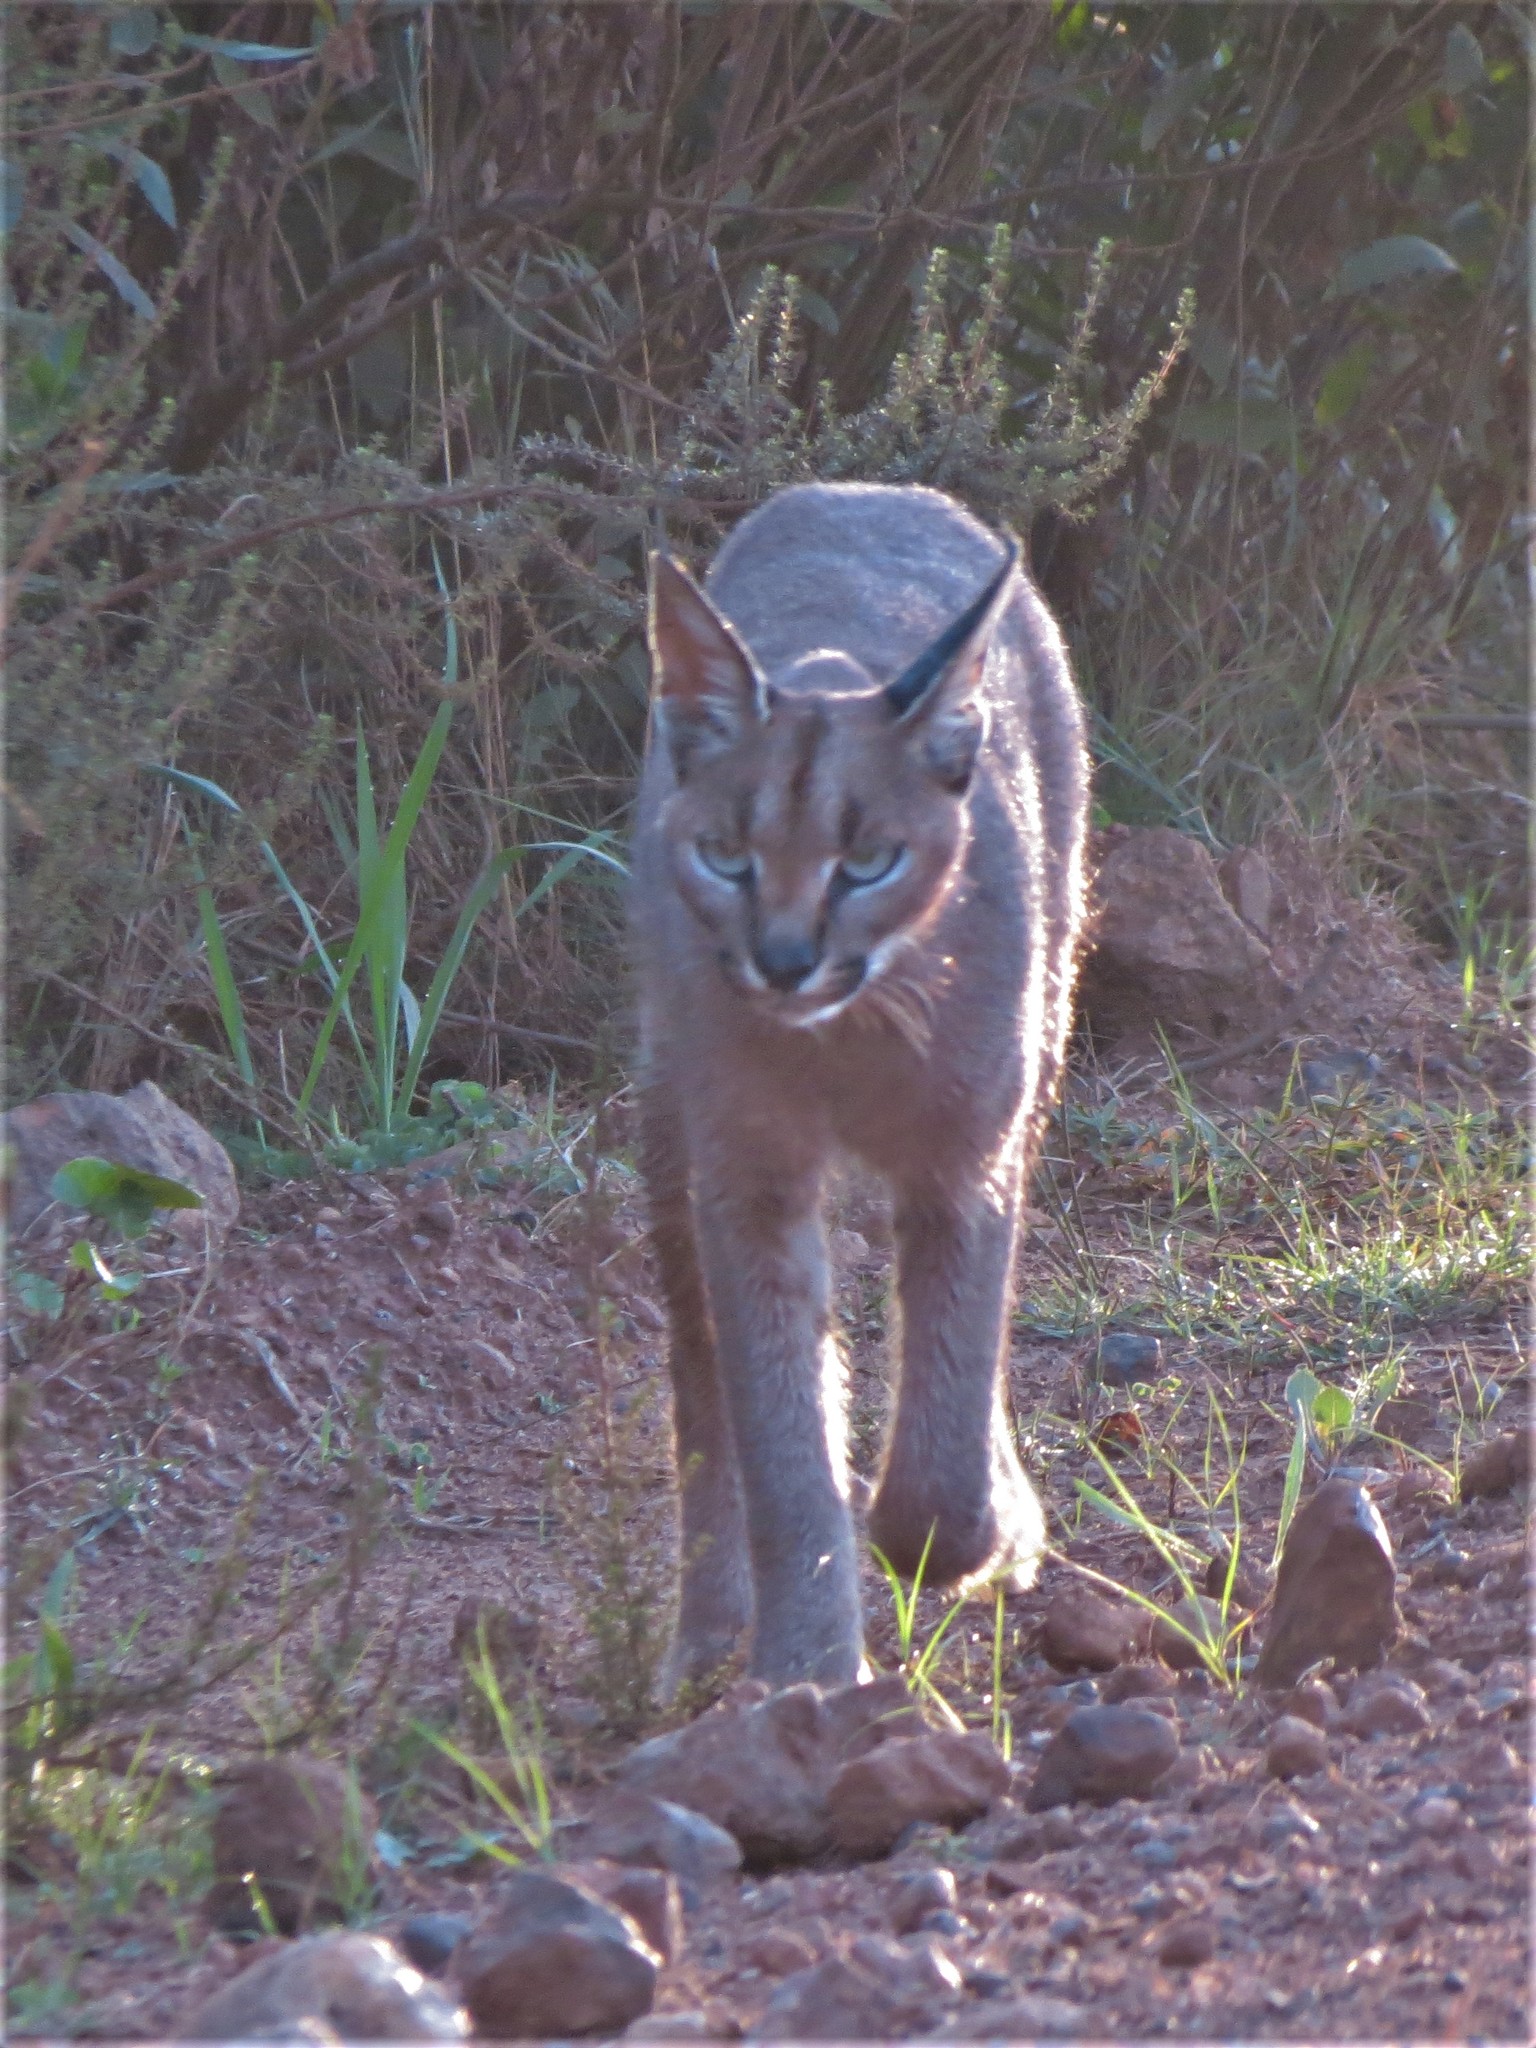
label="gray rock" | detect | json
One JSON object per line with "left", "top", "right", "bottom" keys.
{"left": 453, "top": 1869, "right": 660, "bottom": 2038}
{"left": 179, "top": 1932, "right": 467, "bottom": 2041}
{"left": 397, "top": 1913, "right": 470, "bottom": 1976}
{"left": 207, "top": 1757, "right": 376, "bottom": 1936}
{"left": 561, "top": 1788, "right": 742, "bottom": 1889}
{"left": 1079, "top": 826, "right": 1284, "bottom": 1045}
{"left": 619, "top": 1675, "right": 917, "bottom": 1865}
{"left": 1094, "top": 1331, "right": 1162, "bottom": 1386}
{"left": 827, "top": 1730, "right": 1010, "bottom": 1858}
{"left": 2, "top": 1080, "right": 238, "bottom": 1245}
{"left": 1255, "top": 1479, "right": 1400, "bottom": 1689}
{"left": 890, "top": 1866, "right": 958, "bottom": 1936}
{"left": 1265, "top": 1715, "right": 1328, "bottom": 1779}
{"left": 1039, "top": 1588, "right": 1144, "bottom": 1673}
{"left": 1025, "top": 1706, "right": 1180, "bottom": 1809}
{"left": 1340, "top": 1674, "right": 1431, "bottom": 1739}
{"left": 1299, "top": 1049, "right": 1385, "bottom": 1101}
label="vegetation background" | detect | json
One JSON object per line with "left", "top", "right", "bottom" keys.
{"left": 6, "top": 0, "right": 1528, "bottom": 1147}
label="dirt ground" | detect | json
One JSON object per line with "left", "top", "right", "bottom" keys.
{"left": 4, "top": 987, "right": 1530, "bottom": 2043}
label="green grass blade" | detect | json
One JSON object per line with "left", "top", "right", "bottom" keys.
{"left": 193, "top": 867, "right": 255, "bottom": 1089}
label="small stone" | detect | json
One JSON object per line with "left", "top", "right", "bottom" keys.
{"left": 739, "top": 1926, "right": 819, "bottom": 1976}
{"left": 179, "top": 1932, "right": 466, "bottom": 2040}
{"left": 1300, "top": 1049, "right": 1384, "bottom": 1100}
{"left": 620, "top": 1675, "right": 917, "bottom": 1866}
{"left": 1026, "top": 1706, "right": 1180, "bottom": 1809}
{"left": 749, "top": 1950, "right": 937, "bottom": 2041}
{"left": 1341, "top": 1675, "right": 1430, "bottom": 1738}
{"left": 1255, "top": 1479, "right": 1400, "bottom": 1689}
{"left": 418, "top": 1200, "right": 456, "bottom": 1238}
{"left": 827, "top": 1730, "right": 1010, "bottom": 1858}
{"left": 852, "top": 1930, "right": 962, "bottom": 1996}
{"left": 1149, "top": 1595, "right": 1227, "bottom": 1670}
{"left": 207, "top": 1757, "right": 376, "bottom": 1935}
{"left": 890, "top": 1866, "right": 958, "bottom": 1935}
{"left": 1410, "top": 1796, "right": 1462, "bottom": 1839}
{"left": 1281, "top": 1678, "right": 1336, "bottom": 1730}
{"left": 1157, "top": 1915, "right": 1216, "bottom": 1968}
{"left": 1265, "top": 1715, "right": 1329, "bottom": 1780}
{"left": 1459, "top": 1430, "right": 1529, "bottom": 1500}
{"left": 1101, "top": 1662, "right": 1178, "bottom": 1704}
{"left": 397, "top": 1914, "right": 470, "bottom": 1976}
{"left": 1258, "top": 1801, "right": 1321, "bottom": 1848}
{"left": 1094, "top": 1331, "right": 1162, "bottom": 1386}
{"left": 562, "top": 1789, "right": 742, "bottom": 1889}
{"left": 1040, "top": 1588, "right": 1144, "bottom": 1673}
{"left": 453, "top": 1869, "right": 660, "bottom": 2038}
{"left": 918, "top": 1908, "right": 968, "bottom": 1938}
{"left": 934, "top": 1991, "right": 1087, "bottom": 2038}
{"left": 626, "top": 2013, "right": 735, "bottom": 2043}
{"left": 567, "top": 1860, "right": 684, "bottom": 1965}
{"left": 1417, "top": 1658, "right": 1474, "bottom": 1699}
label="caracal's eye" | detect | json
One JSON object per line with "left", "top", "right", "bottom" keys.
{"left": 839, "top": 844, "right": 905, "bottom": 887}
{"left": 695, "top": 838, "right": 754, "bottom": 883}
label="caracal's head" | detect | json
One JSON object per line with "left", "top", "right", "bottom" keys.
{"left": 645, "top": 540, "right": 1017, "bottom": 1028}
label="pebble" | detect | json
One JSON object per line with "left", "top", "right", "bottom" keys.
{"left": 890, "top": 1866, "right": 958, "bottom": 1935}
{"left": 1157, "top": 1915, "right": 1216, "bottom": 1968}
{"left": 1410, "top": 1796, "right": 1463, "bottom": 1839}
{"left": 919, "top": 1908, "right": 968, "bottom": 1938}
{"left": 1259, "top": 1801, "right": 1321, "bottom": 1848}
{"left": 1101, "top": 1662, "right": 1179, "bottom": 1704}
{"left": 1026, "top": 1706, "right": 1180, "bottom": 1810}
{"left": 452, "top": 1869, "right": 660, "bottom": 2038}
{"left": 1265, "top": 1714, "right": 1329, "bottom": 1780}
{"left": 398, "top": 1913, "right": 471, "bottom": 1976}
{"left": 1255, "top": 1479, "right": 1400, "bottom": 1688}
{"left": 827, "top": 1730, "right": 1010, "bottom": 1858}
{"left": 1459, "top": 1430, "right": 1529, "bottom": 1499}
{"left": 179, "top": 1932, "right": 466, "bottom": 2040}
{"left": 1150, "top": 1594, "right": 1227, "bottom": 1670}
{"left": 1282, "top": 1677, "right": 1336, "bottom": 1729}
{"left": 207, "top": 1757, "right": 376, "bottom": 1936}
{"left": 561, "top": 1789, "right": 743, "bottom": 1890}
{"left": 1094, "top": 1331, "right": 1163, "bottom": 1386}
{"left": 1341, "top": 1676, "right": 1431, "bottom": 1739}
{"left": 739, "top": 1926, "right": 819, "bottom": 1976}
{"left": 1040, "top": 1588, "right": 1145, "bottom": 1673}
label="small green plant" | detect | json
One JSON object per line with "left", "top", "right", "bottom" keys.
{"left": 50, "top": 1156, "right": 204, "bottom": 1241}
{"left": 418, "top": 1622, "right": 555, "bottom": 1865}
{"left": 870, "top": 1529, "right": 970, "bottom": 1731}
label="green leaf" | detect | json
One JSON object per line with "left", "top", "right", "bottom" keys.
{"left": 1171, "top": 397, "right": 1294, "bottom": 454}
{"left": 126, "top": 149, "right": 176, "bottom": 228}
{"left": 108, "top": 6, "right": 160, "bottom": 56}
{"left": 13, "top": 1269, "right": 64, "bottom": 1320}
{"left": 1314, "top": 341, "right": 1375, "bottom": 427}
{"left": 799, "top": 289, "right": 841, "bottom": 336}
{"left": 51, "top": 1156, "right": 204, "bottom": 1239}
{"left": 1311, "top": 1384, "right": 1354, "bottom": 1437}
{"left": 62, "top": 222, "right": 155, "bottom": 319}
{"left": 1444, "top": 22, "right": 1485, "bottom": 94}
{"left": 1331, "top": 235, "right": 1460, "bottom": 296}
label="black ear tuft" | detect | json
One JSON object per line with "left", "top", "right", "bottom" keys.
{"left": 647, "top": 552, "right": 767, "bottom": 777}
{"left": 883, "top": 536, "right": 1019, "bottom": 721}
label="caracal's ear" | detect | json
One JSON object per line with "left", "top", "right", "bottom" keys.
{"left": 647, "top": 552, "right": 768, "bottom": 777}
{"left": 883, "top": 535, "right": 1019, "bottom": 793}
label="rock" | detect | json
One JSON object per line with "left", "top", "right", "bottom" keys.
{"left": 1279, "top": 1677, "right": 1336, "bottom": 1729}
{"left": 1156, "top": 1915, "right": 1217, "bottom": 1969}
{"left": 749, "top": 1945, "right": 947, "bottom": 2041}
{"left": 397, "top": 1913, "right": 470, "bottom": 1976}
{"left": 1218, "top": 846, "right": 1277, "bottom": 938}
{"left": 1300, "top": 1049, "right": 1385, "bottom": 1101}
{"left": 566, "top": 1860, "right": 684, "bottom": 1965}
{"left": 1149, "top": 1595, "right": 1227, "bottom": 1670}
{"left": 453, "top": 1869, "right": 660, "bottom": 2038}
{"left": 827, "top": 1730, "right": 1010, "bottom": 1858}
{"left": 1040, "top": 1588, "right": 1144, "bottom": 1673}
{"left": 626, "top": 2012, "right": 736, "bottom": 2043}
{"left": 1101, "top": 1662, "right": 1178, "bottom": 1704}
{"left": 890, "top": 1866, "right": 958, "bottom": 1935}
{"left": 2, "top": 1080, "right": 239, "bottom": 1246}
{"left": 1459, "top": 1430, "right": 1529, "bottom": 1500}
{"left": 740, "top": 1926, "right": 820, "bottom": 1976}
{"left": 934, "top": 1992, "right": 1088, "bottom": 2038}
{"left": 561, "top": 1789, "right": 742, "bottom": 1889}
{"left": 1265, "top": 1715, "right": 1328, "bottom": 1779}
{"left": 1025, "top": 1706, "right": 1180, "bottom": 1809}
{"left": 1410, "top": 1795, "right": 1463, "bottom": 1839}
{"left": 1080, "top": 826, "right": 1283, "bottom": 1045}
{"left": 1340, "top": 1675, "right": 1431, "bottom": 1738}
{"left": 179, "top": 1932, "right": 467, "bottom": 2041}
{"left": 1094, "top": 1332, "right": 1162, "bottom": 1386}
{"left": 619, "top": 1675, "right": 917, "bottom": 1865}
{"left": 207, "top": 1757, "right": 376, "bottom": 1935}
{"left": 1254, "top": 1479, "right": 1400, "bottom": 1689}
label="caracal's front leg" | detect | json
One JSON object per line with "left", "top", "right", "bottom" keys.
{"left": 869, "top": 1143, "right": 1044, "bottom": 1590}
{"left": 688, "top": 1119, "right": 863, "bottom": 1686}
{"left": 639, "top": 1072, "right": 753, "bottom": 1698}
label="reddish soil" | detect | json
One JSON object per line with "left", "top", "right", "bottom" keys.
{"left": 4, "top": 1047, "right": 1530, "bottom": 2044}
